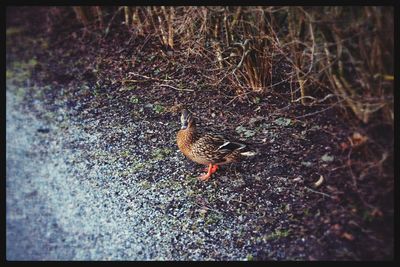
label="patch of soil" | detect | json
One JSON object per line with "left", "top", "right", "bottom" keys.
{"left": 6, "top": 7, "right": 394, "bottom": 260}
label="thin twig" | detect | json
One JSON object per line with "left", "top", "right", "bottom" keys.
{"left": 128, "top": 72, "right": 169, "bottom": 82}
{"left": 159, "top": 84, "right": 194, "bottom": 92}
{"left": 104, "top": 7, "right": 124, "bottom": 37}
{"left": 125, "top": 74, "right": 194, "bottom": 92}
{"left": 305, "top": 187, "right": 335, "bottom": 199}
{"left": 293, "top": 94, "right": 337, "bottom": 105}
{"left": 294, "top": 100, "right": 345, "bottom": 119}
{"left": 122, "top": 79, "right": 149, "bottom": 83}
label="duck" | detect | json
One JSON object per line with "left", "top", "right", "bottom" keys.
{"left": 176, "top": 109, "right": 257, "bottom": 181}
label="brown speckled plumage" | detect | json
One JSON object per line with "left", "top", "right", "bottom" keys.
{"left": 176, "top": 109, "right": 257, "bottom": 181}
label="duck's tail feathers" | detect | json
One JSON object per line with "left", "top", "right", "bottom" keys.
{"left": 239, "top": 147, "right": 258, "bottom": 157}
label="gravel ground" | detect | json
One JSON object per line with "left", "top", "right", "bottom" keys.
{"left": 6, "top": 85, "right": 265, "bottom": 260}
{"left": 6, "top": 87, "right": 179, "bottom": 260}
{"left": 5, "top": 82, "right": 315, "bottom": 261}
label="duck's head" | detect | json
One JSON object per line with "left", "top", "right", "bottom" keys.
{"left": 180, "top": 109, "right": 194, "bottom": 130}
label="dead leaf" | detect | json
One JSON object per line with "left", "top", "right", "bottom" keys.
{"left": 350, "top": 132, "right": 368, "bottom": 147}
{"left": 341, "top": 232, "right": 355, "bottom": 241}
{"left": 370, "top": 208, "right": 383, "bottom": 217}
{"left": 314, "top": 175, "right": 324, "bottom": 188}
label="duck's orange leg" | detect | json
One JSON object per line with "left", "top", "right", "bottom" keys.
{"left": 198, "top": 164, "right": 219, "bottom": 181}
{"left": 202, "top": 164, "right": 219, "bottom": 173}
{"left": 210, "top": 164, "right": 219, "bottom": 173}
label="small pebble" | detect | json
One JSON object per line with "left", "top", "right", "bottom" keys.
{"left": 37, "top": 127, "right": 50, "bottom": 133}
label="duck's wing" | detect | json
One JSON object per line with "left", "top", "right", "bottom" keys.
{"left": 189, "top": 128, "right": 257, "bottom": 164}
{"left": 199, "top": 133, "right": 247, "bottom": 154}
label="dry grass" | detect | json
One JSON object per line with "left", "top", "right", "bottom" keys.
{"left": 64, "top": 6, "right": 393, "bottom": 126}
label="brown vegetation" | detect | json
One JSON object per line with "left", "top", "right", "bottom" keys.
{"left": 69, "top": 6, "right": 393, "bottom": 125}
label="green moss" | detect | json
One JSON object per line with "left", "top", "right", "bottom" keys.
{"left": 153, "top": 104, "right": 165, "bottom": 114}
{"left": 235, "top": 125, "right": 256, "bottom": 138}
{"left": 39, "top": 38, "right": 49, "bottom": 50}
{"left": 362, "top": 210, "right": 375, "bottom": 223}
{"left": 6, "top": 27, "right": 24, "bottom": 36}
{"left": 303, "top": 207, "right": 310, "bottom": 216}
{"left": 130, "top": 96, "right": 140, "bottom": 104}
{"left": 182, "top": 175, "right": 199, "bottom": 186}
{"left": 6, "top": 70, "right": 14, "bottom": 79}
{"left": 151, "top": 147, "right": 173, "bottom": 161}
{"left": 120, "top": 150, "right": 130, "bottom": 158}
{"left": 195, "top": 239, "right": 204, "bottom": 245}
{"left": 185, "top": 189, "right": 195, "bottom": 197}
{"left": 321, "top": 153, "right": 334, "bottom": 162}
{"left": 121, "top": 85, "right": 137, "bottom": 91}
{"left": 264, "top": 229, "right": 290, "bottom": 241}
{"left": 120, "top": 169, "right": 132, "bottom": 177}
{"left": 138, "top": 180, "right": 152, "bottom": 190}
{"left": 27, "top": 58, "right": 38, "bottom": 67}
{"left": 14, "top": 87, "right": 26, "bottom": 101}
{"left": 301, "top": 161, "right": 312, "bottom": 167}
{"left": 204, "top": 211, "right": 223, "bottom": 226}
{"left": 7, "top": 58, "right": 39, "bottom": 85}
{"left": 273, "top": 117, "right": 292, "bottom": 127}
{"left": 132, "top": 161, "right": 146, "bottom": 171}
